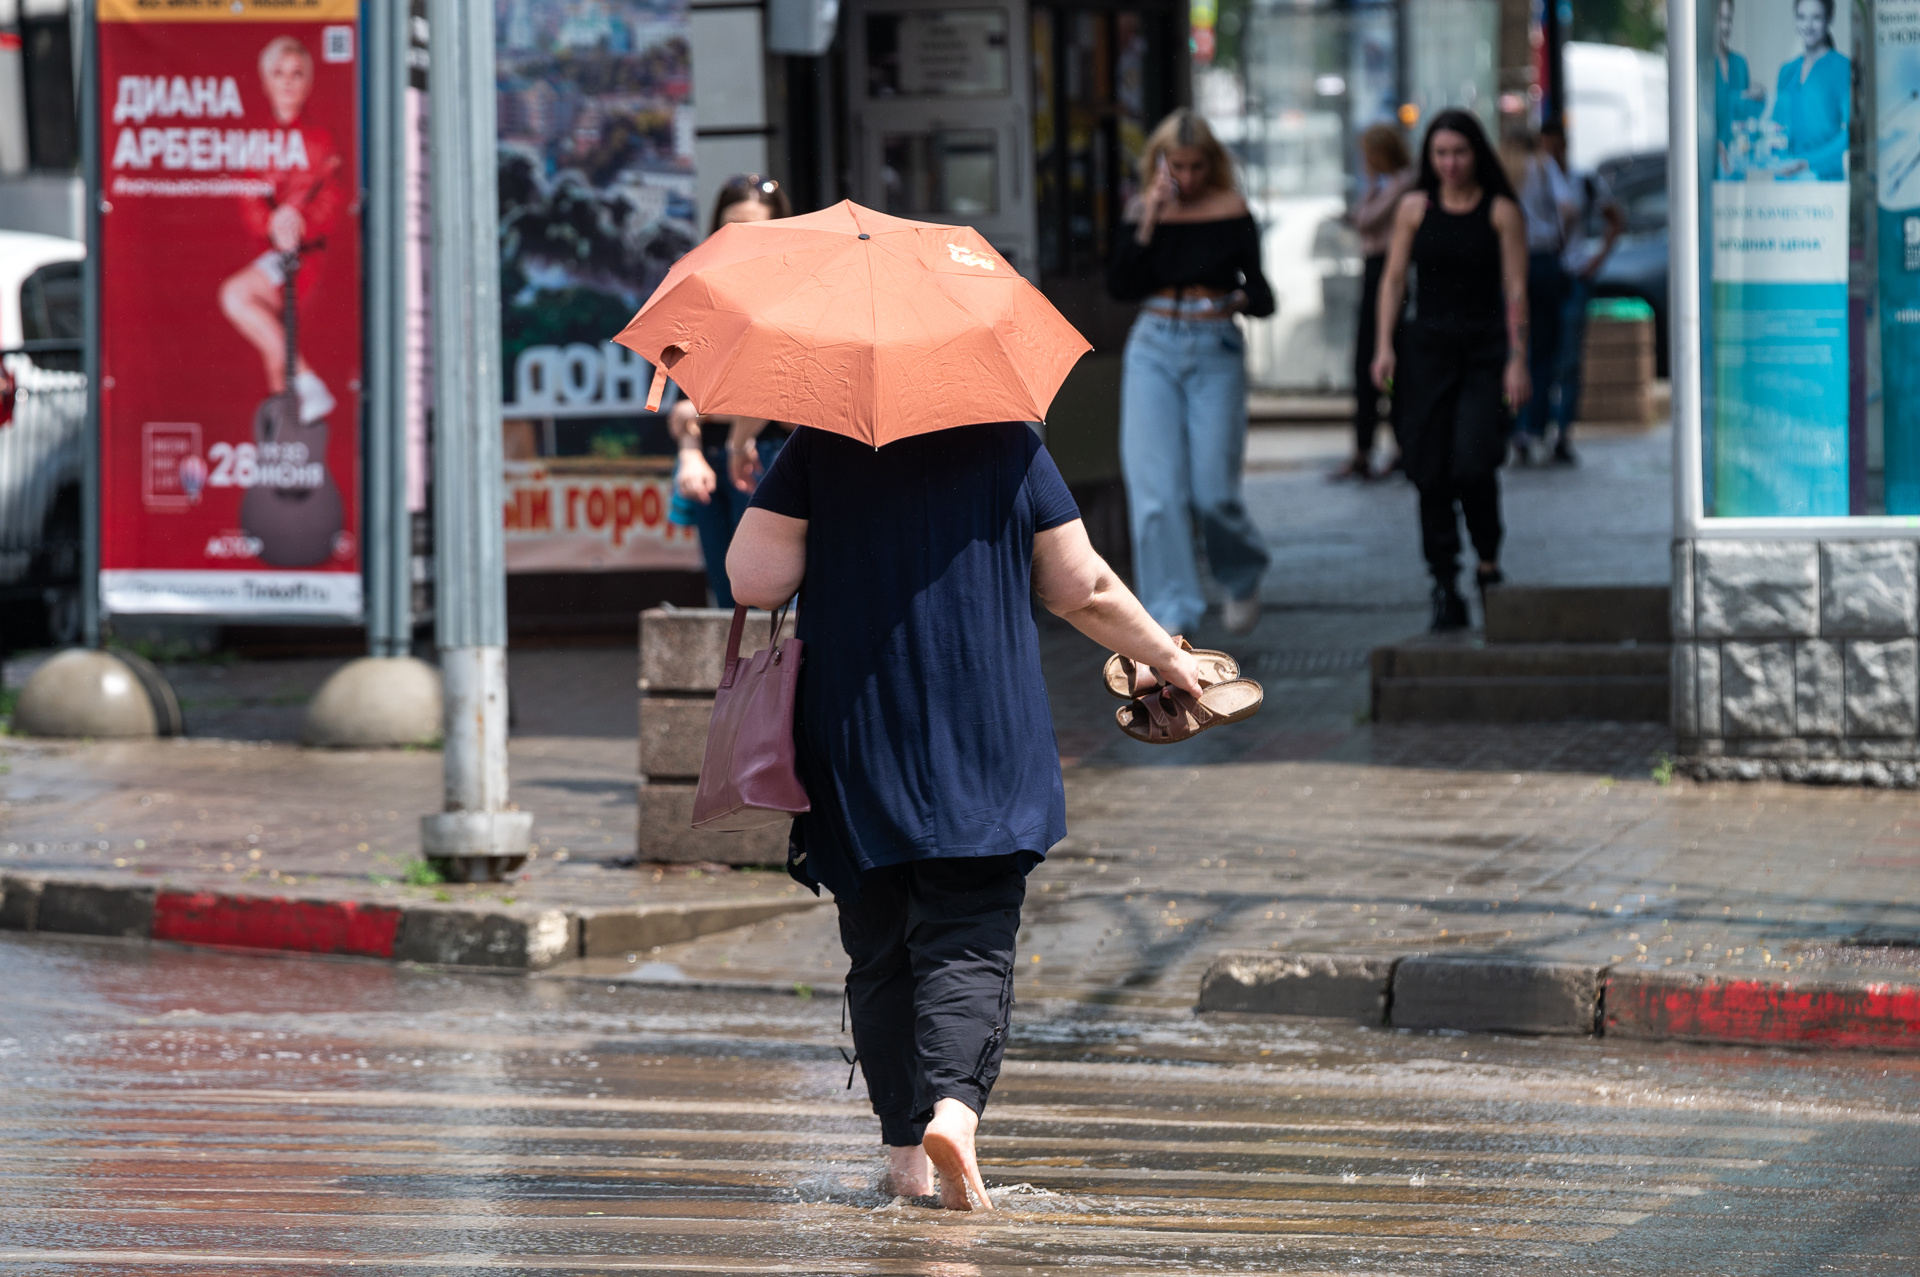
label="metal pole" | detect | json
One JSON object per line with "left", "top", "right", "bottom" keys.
{"left": 1669, "top": 0, "right": 1704, "bottom": 537}
{"left": 79, "top": 0, "right": 100, "bottom": 650}
{"left": 420, "top": 0, "right": 529, "bottom": 874}
{"left": 365, "top": 0, "right": 411, "bottom": 658}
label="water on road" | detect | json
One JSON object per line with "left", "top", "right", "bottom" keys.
{"left": 1, "top": 933, "right": 1915, "bottom": 1274}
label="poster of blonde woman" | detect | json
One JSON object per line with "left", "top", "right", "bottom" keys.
{"left": 96, "top": 0, "right": 362, "bottom": 618}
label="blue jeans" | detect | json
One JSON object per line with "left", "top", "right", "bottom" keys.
{"left": 1554, "top": 276, "right": 1594, "bottom": 438}
{"left": 1517, "top": 251, "right": 1566, "bottom": 440}
{"left": 682, "top": 438, "right": 784, "bottom": 608}
{"left": 1119, "top": 313, "right": 1270, "bottom": 634}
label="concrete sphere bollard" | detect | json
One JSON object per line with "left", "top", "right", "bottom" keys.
{"left": 13, "top": 649, "right": 162, "bottom": 738}
{"left": 303, "top": 656, "right": 443, "bottom": 748}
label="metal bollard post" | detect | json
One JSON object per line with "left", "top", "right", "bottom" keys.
{"left": 419, "top": 0, "right": 530, "bottom": 883}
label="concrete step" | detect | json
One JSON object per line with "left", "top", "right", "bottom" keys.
{"left": 1372, "top": 637, "right": 1669, "bottom": 680}
{"left": 1372, "top": 674, "right": 1669, "bottom": 723}
{"left": 1483, "top": 585, "right": 1670, "bottom": 645}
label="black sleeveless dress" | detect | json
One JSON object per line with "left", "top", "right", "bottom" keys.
{"left": 1396, "top": 191, "right": 1511, "bottom": 487}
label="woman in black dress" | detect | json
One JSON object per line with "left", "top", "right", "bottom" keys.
{"left": 1370, "top": 109, "right": 1530, "bottom": 631}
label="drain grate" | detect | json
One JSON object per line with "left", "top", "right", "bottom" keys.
{"left": 1244, "top": 649, "right": 1373, "bottom": 679}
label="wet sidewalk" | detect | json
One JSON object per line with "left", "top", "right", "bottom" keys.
{"left": 6, "top": 421, "right": 1913, "bottom": 1006}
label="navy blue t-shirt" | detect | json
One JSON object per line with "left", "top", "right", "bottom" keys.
{"left": 747, "top": 422, "right": 1081, "bottom": 901}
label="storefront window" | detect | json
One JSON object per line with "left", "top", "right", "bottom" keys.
{"left": 1695, "top": 0, "right": 1920, "bottom": 517}
{"left": 1216, "top": 0, "right": 1496, "bottom": 391}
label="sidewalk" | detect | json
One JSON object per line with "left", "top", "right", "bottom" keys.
{"left": 6, "top": 422, "right": 1916, "bottom": 1047}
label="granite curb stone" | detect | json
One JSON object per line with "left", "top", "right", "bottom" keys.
{"left": 1390, "top": 954, "right": 1602, "bottom": 1035}
{"left": 0, "top": 872, "right": 824, "bottom": 971}
{"left": 1196, "top": 952, "right": 1397, "bottom": 1021}
{"left": 1197, "top": 950, "right": 1920, "bottom": 1051}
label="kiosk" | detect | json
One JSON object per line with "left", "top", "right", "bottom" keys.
{"left": 1672, "top": 0, "right": 1920, "bottom": 776}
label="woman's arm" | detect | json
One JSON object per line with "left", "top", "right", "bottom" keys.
{"left": 1370, "top": 193, "right": 1423, "bottom": 389}
{"left": 668, "top": 400, "right": 717, "bottom": 503}
{"left": 1033, "top": 519, "right": 1203, "bottom": 696}
{"left": 1491, "top": 195, "right": 1532, "bottom": 408}
{"left": 1352, "top": 171, "right": 1411, "bottom": 239}
{"left": 726, "top": 416, "right": 773, "bottom": 492}
{"left": 726, "top": 508, "right": 807, "bottom": 610}
{"left": 1233, "top": 214, "right": 1277, "bottom": 319}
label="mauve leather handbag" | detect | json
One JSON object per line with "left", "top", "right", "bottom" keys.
{"left": 691, "top": 604, "right": 810, "bottom": 831}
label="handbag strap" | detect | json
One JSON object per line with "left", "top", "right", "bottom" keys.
{"left": 720, "top": 605, "right": 749, "bottom": 688}
{"left": 769, "top": 602, "right": 791, "bottom": 659}
{"left": 719, "top": 602, "right": 794, "bottom": 688}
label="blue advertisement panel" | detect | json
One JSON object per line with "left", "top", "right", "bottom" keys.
{"left": 1710, "top": 0, "right": 1852, "bottom": 517}
{"left": 1877, "top": 0, "right": 1920, "bottom": 513}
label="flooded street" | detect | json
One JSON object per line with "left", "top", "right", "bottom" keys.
{"left": 1, "top": 933, "right": 1915, "bottom": 1275}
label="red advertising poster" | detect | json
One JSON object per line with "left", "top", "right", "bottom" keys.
{"left": 97, "top": 0, "right": 362, "bottom": 618}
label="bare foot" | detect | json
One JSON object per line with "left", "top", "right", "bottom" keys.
{"left": 921, "top": 1097, "right": 993, "bottom": 1212}
{"left": 884, "top": 1143, "right": 933, "bottom": 1197}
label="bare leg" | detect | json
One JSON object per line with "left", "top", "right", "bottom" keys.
{"left": 921, "top": 1097, "right": 993, "bottom": 1212}
{"left": 219, "top": 265, "right": 313, "bottom": 392}
{"left": 884, "top": 1144, "right": 933, "bottom": 1197}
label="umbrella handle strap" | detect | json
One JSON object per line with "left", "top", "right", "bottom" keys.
{"left": 645, "top": 364, "right": 668, "bottom": 412}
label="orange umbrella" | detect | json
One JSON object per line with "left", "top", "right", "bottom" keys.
{"left": 612, "top": 200, "right": 1091, "bottom": 447}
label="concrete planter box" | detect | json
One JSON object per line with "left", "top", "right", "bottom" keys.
{"left": 637, "top": 607, "right": 790, "bottom": 864}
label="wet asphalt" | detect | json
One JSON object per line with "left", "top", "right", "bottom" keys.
{"left": 2, "top": 932, "right": 1916, "bottom": 1274}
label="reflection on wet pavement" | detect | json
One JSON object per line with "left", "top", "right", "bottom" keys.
{"left": 2, "top": 933, "right": 1917, "bottom": 1273}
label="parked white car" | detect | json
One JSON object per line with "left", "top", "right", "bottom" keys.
{"left": 0, "top": 229, "right": 86, "bottom": 649}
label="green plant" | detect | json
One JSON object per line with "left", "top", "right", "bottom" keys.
{"left": 402, "top": 859, "right": 446, "bottom": 886}
{"left": 792, "top": 983, "right": 814, "bottom": 999}
{"left": 1651, "top": 753, "right": 1674, "bottom": 786}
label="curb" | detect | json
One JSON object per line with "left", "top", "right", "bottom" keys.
{"left": 1198, "top": 950, "right": 1920, "bottom": 1053}
{"left": 0, "top": 873, "right": 821, "bottom": 971}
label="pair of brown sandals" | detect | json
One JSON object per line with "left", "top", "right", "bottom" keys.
{"left": 1103, "top": 639, "right": 1264, "bottom": 745}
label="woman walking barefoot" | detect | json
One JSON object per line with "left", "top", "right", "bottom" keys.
{"left": 1371, "top": 110, "right": 1529, "bottom": 631}
{"left": 726, "top": 423, "right": 1203, "bottom": 1209}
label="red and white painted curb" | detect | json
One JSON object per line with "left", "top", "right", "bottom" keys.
{"left": 0, "top": 872, "right": 818, "bottom": 970}
{"left": 1604, "top": 968, "right": 1920, "bottom": 1053}
{"left": 1200, "top": 951, "right": 1920, "bottom": 1053}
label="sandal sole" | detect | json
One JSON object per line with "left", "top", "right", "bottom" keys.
{"left": 1115, "top": 678, "right": 1264, "bottom": 744}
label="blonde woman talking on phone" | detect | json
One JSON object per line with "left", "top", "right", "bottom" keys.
{"left": 1108, "top": 109, "right": 1274, "bottom": 639}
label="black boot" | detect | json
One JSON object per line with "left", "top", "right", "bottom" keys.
{"left": 1430, "top": 581, "right": 1470, "bottom": 632}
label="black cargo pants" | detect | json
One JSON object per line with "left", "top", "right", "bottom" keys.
{"left": 835, "top": 853, "right": 1025, "bottom": 1148}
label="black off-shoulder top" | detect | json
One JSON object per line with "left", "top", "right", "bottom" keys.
{"left": 1107, "top": 214, "right": 1276, "bottom": 319}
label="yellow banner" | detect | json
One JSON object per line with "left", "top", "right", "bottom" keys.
{"left": 99, "top": 0, "right": 358, "bottom": 21}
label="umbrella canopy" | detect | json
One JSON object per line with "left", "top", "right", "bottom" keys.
{"left": 613, "top": 200, "right": 1091, "bottom": 447}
